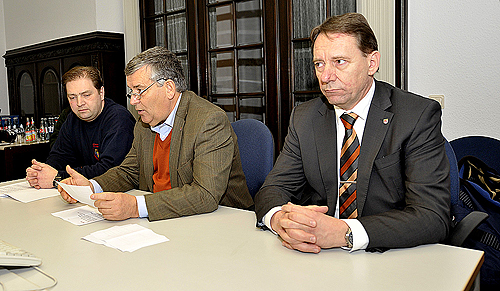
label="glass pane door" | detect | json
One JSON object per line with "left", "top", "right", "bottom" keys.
{"left": 207, "top": 0, "right": 265, "bottom": 122}
{"left": 290, "top": 0, "right": 356, "bottom": 106}
{"left": 143, "top": 0, "right": 189, "bottom": 84}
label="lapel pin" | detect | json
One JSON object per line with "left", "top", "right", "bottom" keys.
{"left": 383, "top": 118, "right": 389, "bottom": 125}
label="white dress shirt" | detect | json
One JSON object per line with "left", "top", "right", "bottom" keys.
{"left": 262, "top": 80, "right": 376, "bottom": 252}
{"left": 91, "top": 93, "right": 182, "bottom": 218}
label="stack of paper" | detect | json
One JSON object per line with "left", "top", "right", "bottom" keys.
{"left": 0, "top": 180, "right": 59, "bottom": 202}
{"left": 82, "top": 224, "right": 169, "bottom": 252}
{"left": 52, "top": 205, "right": 104, "bottom": 225}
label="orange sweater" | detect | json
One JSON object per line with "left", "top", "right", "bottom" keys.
{"left": 152, "top": 132, "right": 172, "bottom": 193}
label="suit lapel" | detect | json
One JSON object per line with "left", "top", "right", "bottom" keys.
{"left": 357, "top": 80, "right": 393, "bottom": 215}
{"left": 169, "top": 92, "right": 190, "bottom": 188}
{"left": 143, "top": 124, "right": 155, "bottom": 191}
{"left": 313, "top": 101, "right": 338, "bottom": 216}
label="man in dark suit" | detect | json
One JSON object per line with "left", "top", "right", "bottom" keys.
{"left": 254, "top": 13, "right": 450, "bottom": 253}
{"left": 58, "top": 46, "right": 253, "bottom": 221}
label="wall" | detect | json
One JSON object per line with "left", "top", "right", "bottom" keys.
{"left": 408, "top": 0, "right": 500, "bottom": 140}
{"left": 0, "top": 0, "right": 125, "bottom": 115}
{"left": 3, "top": 0, "right": 123, "bottom": 50}
{"left": 0, "top": 0, "right": 7, "bottom": 115}
{"left": 358, "top": 0, "right": 395, "bottom": 86}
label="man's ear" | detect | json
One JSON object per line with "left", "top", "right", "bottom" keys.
{"left": 99, "top": 86, "right": 105, "bottom": 100}
{"left": 163, "top": 79, "right": 177, "bottom": 100}
{"left": 368, "top": 51, "right": 380, "bottom": 76}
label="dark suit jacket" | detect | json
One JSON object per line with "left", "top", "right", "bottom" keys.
{"left": 94, "top": 91, "right": 254, "bottom": 221}
{"left": 255, "top": 80, "right": 451, "bottom": 249}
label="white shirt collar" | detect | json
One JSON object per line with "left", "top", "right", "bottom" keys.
{"left": 334, "top": 79, "right": 375, "bottom": 121}
{"left": 151, "top": 93, "right": 182, "bottom": 141}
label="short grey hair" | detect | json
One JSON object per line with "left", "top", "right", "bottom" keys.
{"left": 125, "top": 46, "right": 187, "bottom": 92}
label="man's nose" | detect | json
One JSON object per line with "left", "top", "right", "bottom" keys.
{"left": 76, "top": 96, "right": 85, "bottom": 106}
{"left": 320, "top": 64, "right": 337, "bottom": 84}
{"left": 129, "top": 95, "right": 140, "bottom": 106}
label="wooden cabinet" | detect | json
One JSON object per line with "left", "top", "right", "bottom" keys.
{"left": 3, "top": 32, "right": 126, "bottom": 127}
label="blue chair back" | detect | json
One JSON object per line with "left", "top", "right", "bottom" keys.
{"left": 446, "top": 138, "right": 491, "bottom": 248}
{"left": 231, "top": 119, "right": 274, "bottom": 198}
{"left": 445, "top": 139, "right": 460, "bottom": 206}
{"left": 450, "top": 136, "right": 500, "bottom": 173}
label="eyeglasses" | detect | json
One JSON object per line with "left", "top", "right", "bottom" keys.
{"left": 126, "top": 78, "right": 166, "bottom": 100}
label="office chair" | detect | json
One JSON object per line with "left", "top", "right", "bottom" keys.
{"left": 450, "top": 136, "right": 500, "bottom": 174}
{"left": 231, "top": 119, "right": 274, "bottom": 198}
{"left": 445, "top": 139, "right": 489, "bottom": 246}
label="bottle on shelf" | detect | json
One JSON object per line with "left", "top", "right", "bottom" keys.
{"left": 25, "top": 118, "right": 31, "bottom": 143}
{"left": 39, "top": 118, "right": 46, "bottom": 141}
{"left": 6, "top": 119, "right": 16, "bottom": 143}
{"left": 30, "top": 117, "right": 37, "bottom": 142}
{"left": 47, "top": 118, "right": 52, "bottom": 140}
{"left": 18, "top": 122, "right": 24, "bottom": 143}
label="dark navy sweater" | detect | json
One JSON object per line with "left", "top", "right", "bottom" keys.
{"left": 46, "top": 98, "right": 136, "bottom": 179}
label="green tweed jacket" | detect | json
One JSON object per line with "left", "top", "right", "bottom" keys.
{"left": 94, "top": 91, "right": 253, "bottom": 221}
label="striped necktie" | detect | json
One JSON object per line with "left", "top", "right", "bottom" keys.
{"left": 339, "top": 112, "right": 360, "bottom": 219}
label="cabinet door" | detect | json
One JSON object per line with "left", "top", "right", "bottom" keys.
{"left": 41, "top": 69, "right": 60, "bottom": 117}
{"left": 13, "top": 64, "right": 37, "bottom": 122}
{"left": 37, "top": 60, "right": 62, "bottom": 119}
{"left": 19, "top": 72, "right": 36, "bottom": 117}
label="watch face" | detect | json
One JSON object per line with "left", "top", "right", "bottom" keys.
{"left": 346, "top": 228, "right": 353, "bottom": 248}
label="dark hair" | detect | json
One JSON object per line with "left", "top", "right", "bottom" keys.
{"left": 310, "top": 13, "right": 378, "bottom": 55}
{"left": 62, "top": 66, "right": 103, "bottom": 89}
{"left": 125, "top": 46, "right": 187, "bottom": 92}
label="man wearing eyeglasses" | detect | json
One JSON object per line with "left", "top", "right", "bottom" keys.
{"left": 58, "top": 47, "right": 253, "bottom": 221}
{"left": 26, "top": 66, "right": 136, "bottom": 189}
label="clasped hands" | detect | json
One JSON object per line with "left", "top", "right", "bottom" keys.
{"left": 26, "top": 159, "right": 58, "bottom": 189}
{"left": 270, "top": 203, "right": 349, "bottom": 253}
{"left": 56, "top": 165, "right": 139, "bottom": 221}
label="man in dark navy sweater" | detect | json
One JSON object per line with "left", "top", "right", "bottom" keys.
{"left": 26, "top": 66, "right": 135, "bottom": 189}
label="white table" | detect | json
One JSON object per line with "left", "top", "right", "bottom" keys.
{"left": 0, "top": 181, "right": 484, "bottom": 290}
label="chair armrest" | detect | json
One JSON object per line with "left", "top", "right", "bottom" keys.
{"left": 447, "top": 211, "right": 489, "bottom": 246}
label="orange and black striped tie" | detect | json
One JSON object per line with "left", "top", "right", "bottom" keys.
{"left": 339, "top": 112, "right": 360, "bottom": 219}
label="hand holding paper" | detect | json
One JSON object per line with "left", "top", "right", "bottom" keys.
{"left": 92, "top": 192, "right": 140, "bottom": 221}
{"left": 57, "top": 165, "right": 94, "bottom": 204}
{"left": 57, "top": 182, "right": 95, "bottom": 206}
{"left": 57, "top": 166, "right": 139, "bottom": 221}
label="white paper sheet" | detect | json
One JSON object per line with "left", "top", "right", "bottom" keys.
{"left": 56, "top": 182, "right": 94, "bottom": 206}
{"left": 0, "top": 180, "right": 28, "bottom": 197}
{"left": 82, "top": 224, "right": 169, "bottom": 252}
{"left": 0, "top": 180, "right": 59, "bottom": 202}
{"left": 51, "top": 205, "right": 104, "bottom": 225}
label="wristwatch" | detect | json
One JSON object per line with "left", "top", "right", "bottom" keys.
{"left": 345, "top": 226, "right": 353, "bottom": 249}
{"left": 53, "top": 175, "right": 62, "bottom": 188}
